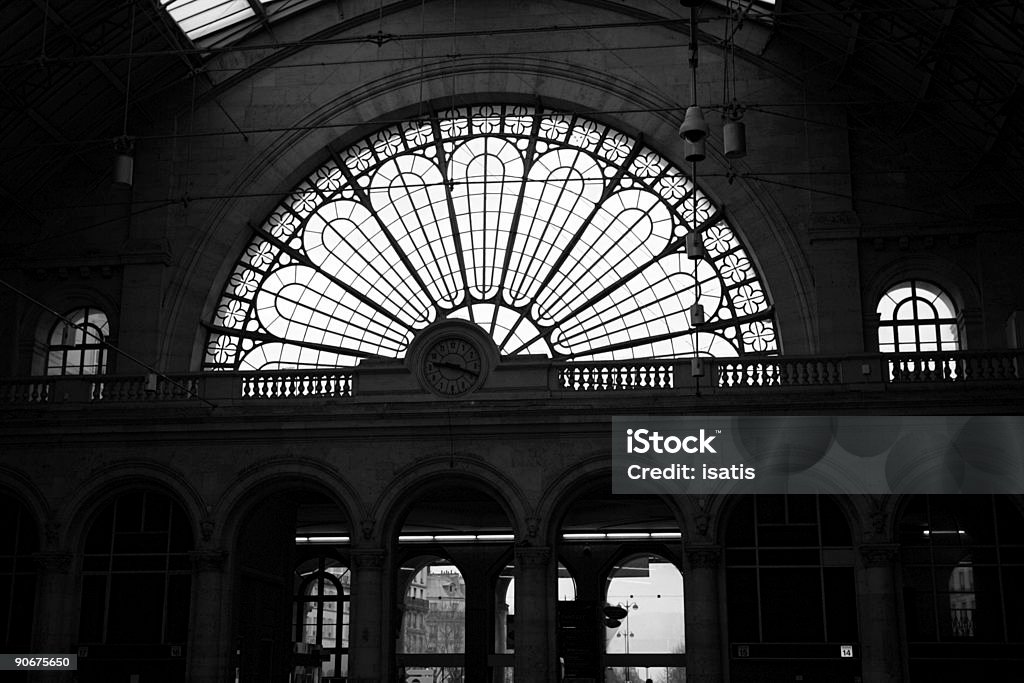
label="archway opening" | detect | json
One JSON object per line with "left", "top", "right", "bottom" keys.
{"left": 394, "top": 481, "right": 514, "bottom": 683}
{"left": 233, "top": 488, "right": 351, "bottom": 683}
{"left": 0, "top": 494, "right": 38, "bottom": 683}
{"left": 77, "top": 490, "right": 193, "bottom": 683}
{"left": 555, "top": 481, "right": 685, "bottom": 682}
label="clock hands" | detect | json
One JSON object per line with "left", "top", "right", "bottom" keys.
{"left": 430, "top": 359, "right": 480, "bottom": 378}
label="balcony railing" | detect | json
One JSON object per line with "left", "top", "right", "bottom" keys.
{"left": 0, "top": 350, "right": 1019, "bottom": 405}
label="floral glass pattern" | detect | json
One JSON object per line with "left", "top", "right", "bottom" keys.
{"left": 204, "top": 105, "right": 776, "bottom": 370}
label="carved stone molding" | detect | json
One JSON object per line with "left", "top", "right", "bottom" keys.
{"left": 869, "top": 508, "right": 889, "bottom": 538}
{"left": 44, "top": 519, "right": 62, "bottom": 545}
{"left": 189, "top": 549, "right": 228, "bottom": 572}
{"left": 685, "top": 546, "right": 722, "bottom": 570}
{"left": 32, "top": 551, "right": 73, "bottom": 574}
{"left": 200, "top": 517, "right": 215, "bottom": 543}
{"left": 351, "top": 549, "right": 386, "bottom": 570}
{"left": 524, "top": 516, "right": 540, "bottom": 540}
{"left": 514, "top": 546, "right": 551, "bottom": 568}
{"left": 859, "top": 543, "right": 900, "bottom": 568}
{"left": 694, "top": 512, "right": 710, "bottom": 538}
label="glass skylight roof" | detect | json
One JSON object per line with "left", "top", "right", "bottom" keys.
{"left": 203, "top": 105, "right": 777, "bottom": 371}
{"left": 161, "top": 0, "right": 259, "bottom": 41}
{"left": 162, "top": 1, "right": 778, "bottom": 46}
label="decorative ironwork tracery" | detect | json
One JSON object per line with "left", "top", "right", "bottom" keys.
{"left": 205, "top": 105, "right": 776, "bottom": 371}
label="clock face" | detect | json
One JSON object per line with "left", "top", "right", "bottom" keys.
{"left": 423, "top": 336, "right": 483, "bottom": 396}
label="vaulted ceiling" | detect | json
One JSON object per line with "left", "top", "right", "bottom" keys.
{"left": 0, "top": 0, "right": 1021, "bottom": 237}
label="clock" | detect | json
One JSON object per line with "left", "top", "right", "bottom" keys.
{"left": 407, "top": 320, "right": 497, "bottom": 398}
{"left": 422, "top": 336, "right": 483, "bottom": 396}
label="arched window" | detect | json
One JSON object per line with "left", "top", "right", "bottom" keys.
{"left": 0, "top": 495, "right": 38, "bottom": 676}
{"left": 46, "top": 307, "right": 109, "bottom": 375}
{"left": 877, "top": 280, "right": 959, "bottom": 353}
{"left": 898, "top": 496, "right": 1024, "bottom": 665}
{"left": 205, "top": 105, "right": 777, "bottom": 370}
{"left": 78, "top": 491, "right": 192, "bottom": 682}
{"left": 725, "top": 495, "right": 858, "bottom": 679}
{"left": 294, "top": 556, "right": 350, "bottom": 680}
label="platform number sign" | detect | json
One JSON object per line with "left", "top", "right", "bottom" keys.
{"left": 840, "top": 645, "right": 854, "bottom": 658}
{"left": 737, "top": 645, "right": 750, "bottom": 657}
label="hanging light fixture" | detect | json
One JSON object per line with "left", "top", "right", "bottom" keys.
{"left": 684, "top": 137, "right": 706, "bottom": 162}
{"left": 679, "top": 105, "right": 708, "bottom": 142}
{"left": 112, "top": 136, "right": 134, "bottom": 187}
{"left": 723, "top": 118, "right": 746, "bottom": 158}
{"left": 681, "top": 1, "right": 707, "bottom": 382}
{"left": 685, "top": 231, "right": 706, "bottom": 259}
{"left": 113, "top": 2, "right": 136, "bottom": 188}
{"left": 721, "top": 7, "right": 748, "bottom": 159}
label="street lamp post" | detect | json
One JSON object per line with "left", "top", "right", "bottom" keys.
{"left": 616, "top": 601, "right": 639, "bottom": 681}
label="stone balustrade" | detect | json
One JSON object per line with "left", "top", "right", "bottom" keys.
{"left": 0, "top": 351, "right": 1019, "bottom": 405}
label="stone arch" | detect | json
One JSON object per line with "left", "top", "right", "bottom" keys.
{"left": 536, "top": 454, "right": 699, "bottom": 545}
{"left": 864, "top": 254, "right": 981, "bottom": 316}
{"left": 862, "top": 253, "right": 982, "bottom": 350}
{"left": 711, "top": 492, "right": 863, "bottom": 547}
{"left": 371, "top": 453, "right": 528, "bottom": 544}
{"left": 164, "top": 50, "right": 813, "bottom": 368}
{"left": 0, "top": 464, "right": 50, "bottom": 547}
{"left": 22, "top": 286, "right": 120, "bottom": 376}
{"left": 215, "top": 457, "right": 365, "bottom": 550}
{"left": 60, "top": 460, "right": 206, "bottom": 552}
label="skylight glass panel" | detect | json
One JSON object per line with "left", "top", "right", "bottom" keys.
{"left": 161, "top": 0, "right": 255, "bottom": 40}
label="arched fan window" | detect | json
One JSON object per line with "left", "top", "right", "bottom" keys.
{"left": 204, "top": 105, "right": 776, "bottom": 371}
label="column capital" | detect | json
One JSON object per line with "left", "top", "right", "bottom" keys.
{"left": 32, "top": 551, "right": 73, "bottom": 574}
{"left": 514, "top": 545, "right": 551, "bottom": 568}
{"left": 685, "top": 545, "right": 721, "bottom": 569}
{"left": 189, "top": 549, "right": 228, "bottom": 571}
{"left": 859, "top": 543, "right": 900, "bottom": 568}
{"left": 350, "top": 549, "right": 386, "bottom": 570}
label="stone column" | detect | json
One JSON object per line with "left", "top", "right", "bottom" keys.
{"left": 29, "top": 552, "right": 75, "bottom": 683}
{"left": 858, "top": 544, "right": 904, "bottom": 683}
{"left": 809, "top": 212, "right": 864, "bottom": 353}
{"left": 187, "top": 549, "right": 229, "bottom": 683}
{"left": 513, "top": 546, "right": 553, "bottom": 683}
{"left": 684, "top": 546, "right": 723, "bottom": 683}
{"left": 957, "top": 307, "right": 984, "bottom": 350}
{"left": 349, "top": 549, "right": 387, "bottom": 683}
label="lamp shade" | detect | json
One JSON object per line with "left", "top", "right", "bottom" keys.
{"left": 684, "top": 137, "right": 706, "bottom": 162}
{"left": 689, "top": 302, "right": 705, "bottom": 325}
{"left": 113, "top": 152, "right": 134, "bottom": 187}
{"left": 723, "top": 120, "right": 746, "bottom": 158}
{"left": 685, "top": 232, "right": 706, "bottom": 260}
{"left": 679, "top": 105, "right": 707, "bottom": 142}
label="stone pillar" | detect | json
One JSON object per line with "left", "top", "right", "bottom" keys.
{"left": 684, "top": 546, "right": 723, "bottom": 683}
{"left": 858, "top": 544, "right": 904, "bottom": 683}
{"left": 349, "top": 549, "right": 387, "bottom": 683}
{"left": 863, "top": 312, "right": 882, "bottom": 352}
{"left": 957, "top": 307, "right": 984, "bottom": 350}
{"left": 187, "top": 549, "right": 229, "bottom": 683}
{"left": 513, "top": 546, "right": 553, "bottom": 683}
{"left": 1006, "top": 310, "right": 1024, "bottom": 348}
{"left": 809, "top": 212, "right": 864, "bottom": 353}
{"left": 29, "top": 552, "right": 75, "bottom": 683}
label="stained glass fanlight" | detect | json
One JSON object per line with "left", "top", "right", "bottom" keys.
{"left": 204, "top": 105, "right": 776, "bottom": 371}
